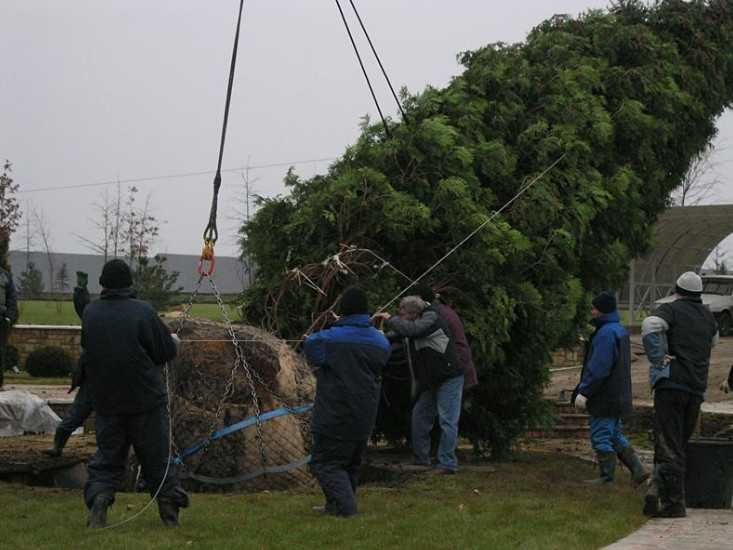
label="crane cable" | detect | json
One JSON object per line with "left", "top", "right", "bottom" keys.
{"left": 200, "top": 0, "right": 246, "bottom": 275}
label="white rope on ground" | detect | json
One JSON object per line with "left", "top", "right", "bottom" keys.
{"left": 376, "top": 152, "right": 567, "bottom": 313}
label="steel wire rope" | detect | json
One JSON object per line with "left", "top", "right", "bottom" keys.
{"left": 334, "top": 0, "right": 391, "bottom": 137}
{"left": 204, "top": 0, "right": 246, "bottom": 244}
{"left": 346, "top": 0, "right": 407, "bottom": 121}
{"left": 376, "top": 152, "right": 568, "bottom": 313}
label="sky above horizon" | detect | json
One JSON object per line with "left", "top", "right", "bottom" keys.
{"left": 2, "top": 0, "right": 732, "bottom": 262}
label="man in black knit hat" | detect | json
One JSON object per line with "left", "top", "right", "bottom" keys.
{"left": 573, "top": 291, "right": 648, "bottom": 487}
{"left": 305, "top": 287, "right": 390, "bottom": 517}
{"left": 81, "top": 259, "right": 189, "bottom": 528}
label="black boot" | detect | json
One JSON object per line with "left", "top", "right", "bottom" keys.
{"left": 157, "top": 499, "right": 180, "bottom": 527}
{"left": 643, "top": 474, "right": 659, "bottom": 516}
{"left": 157, "top": 487, "right": 190, "bottom": 527}
{"left": 43, "top": 429, "right": 71, "bottom": 458}
{"left": 617, "top": 446, "right": 650, "bottom": 487}
{"left": 655, "top": 468, "right": 686, "bottom": 518}
{"left": 87, "top": 493, "right": 113, "bottom": 529}
{"left": 585, "top": 452, "right": 616, "bottom": 484}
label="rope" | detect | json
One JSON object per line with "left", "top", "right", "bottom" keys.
{"left": 204, "top": 0, "right": 246, "bottom": 244}
{"left": 346, "top": 0, "right": 407, "bottom": 121}
{"left": 334, "top": 0, "right": 391, "bottom": 137}
{"left": 377, "top": 152, "right": 568, "bottom": 312}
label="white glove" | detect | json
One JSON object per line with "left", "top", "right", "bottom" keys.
{"left": 170, "top": 333, "right": 181, "bottom": 349}
{"left": 573, "top": 394, "right": 588, "bottom": 410}
{"left": 721, "top": 379, "right": 731, "bottom": 394}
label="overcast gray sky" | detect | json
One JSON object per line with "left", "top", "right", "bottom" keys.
{"left": 2, "top": 1, "right": 732, "bottom": 259}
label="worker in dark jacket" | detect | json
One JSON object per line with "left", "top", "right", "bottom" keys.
{"left": 82, "top": 259, "right": 189, "bottom": 528}
{"left": 380, "top": 296, "right": 464, "bottom": 473}
{"left": 416, "top": 286, "right": 478, "bottom": 390}
{"left": 305, "top": 287, "right": 390, "bottom": 517}
{"left": 573, "top": 291, "right": 648, "bottom": 486}
{"left": 641, "top": 272, "right": 718, "bottom": 518}
{"left": 45, "top": 273, "right": 94, "bottom": 457}
{"left": 0, "top": 230, "right": 19, "bottom": 390}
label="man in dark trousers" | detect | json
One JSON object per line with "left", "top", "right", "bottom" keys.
{"left": 304, "top": 287, "right": 390, "bottom": 517}
{"left": 82, "top": 259, "right": 189, "bottom": 528}
{"left": 0, "top": 229, "right": 19, "bottom": 390}
{"left": 641, "top": 272, "right": 718, "bottom": 518}
{"left": 573, "top": 291, "right": 648, "bottom": 486}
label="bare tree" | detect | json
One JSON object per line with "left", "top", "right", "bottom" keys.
{"left": 121, "top": 186, "right": 161, "bottom": 273}
{"left": 0, "top": 161, "right": 21, "bottom": 236}
{"left": 32, "top": 207, "right": 54, "bottom": 291}
{"left": 673, "top": 143, "right": 725, "bottom": 206}
{"left": 78, "top": 183, "right": 124, "bottom": 262}
{"left": 18, "top": 202, "right": 39, "bottom": 270}
{"left": 711, "top": 245, "right": 729, "bottom": 275}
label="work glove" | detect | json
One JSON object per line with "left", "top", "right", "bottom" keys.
{"left": 573, "top": 393, "right": 588, "bottom": 410}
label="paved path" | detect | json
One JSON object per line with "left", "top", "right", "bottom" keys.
{"left": 604, "top": 509, "right": 733, "bottom": 549}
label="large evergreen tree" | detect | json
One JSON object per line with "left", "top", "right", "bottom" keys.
{"left": 240, "top": 1, "right": 733, "bottom": 457}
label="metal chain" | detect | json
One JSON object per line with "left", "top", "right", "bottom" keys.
{"left": 205, "top": 275, "right": 269, "bottom": 472}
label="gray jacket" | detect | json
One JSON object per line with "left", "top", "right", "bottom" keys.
{"left": 386, "top": 305, "right": 461, "bottom": 389}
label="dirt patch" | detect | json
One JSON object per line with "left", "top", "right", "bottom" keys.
{"left": 547, "top": 335, "right": 733, "bottom": 403}
{"left": 0, "top": 434, "right": 96, "bottom": 474}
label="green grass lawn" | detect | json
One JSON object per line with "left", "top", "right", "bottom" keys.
{"left": 16, "top": 301, "right": 239, "bottom": 326}
{"left": 0, "top": 453, "right": 646, "bottom": 550}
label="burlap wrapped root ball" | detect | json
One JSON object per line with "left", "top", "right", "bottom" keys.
{"left": 168, "top": 319, "right": 315, "bottom": 491}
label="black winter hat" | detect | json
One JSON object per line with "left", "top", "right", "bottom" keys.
{"left": 592, "top": 291, "right": 617, "bottom": 314}
{"left": 339, "top": 287, "right": 368, "bottom": 316}
{"left": 99, "top": 259, "right": 133, "bottom": 290}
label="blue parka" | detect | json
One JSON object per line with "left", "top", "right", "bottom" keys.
{"left": 576, "top": 311, "right": 633, "bottom": 418}
{"left": 305, "top": 314, "right": 390, "bottom": 441}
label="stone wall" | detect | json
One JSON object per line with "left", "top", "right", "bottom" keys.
{"left": 6, "top": 325, "right": 82, "bottom": 367}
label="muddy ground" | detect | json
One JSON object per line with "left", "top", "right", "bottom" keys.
{"left": 546, "top": 335, "right": 733, "bottom": 404}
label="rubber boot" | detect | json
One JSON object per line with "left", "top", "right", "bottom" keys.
{"left": 655, "top": 469, "right": 686, "bottom": 518}
{"left": 157, "top": 499, "right": 180, "bottom": 527}
{"left": 43, "top": 429, "right": 71, "bottom": 458}
{"left": 87, "top": 493, "right": 113, "bottom": 529}
{"left": 584, "top": 452, "right": 616, "bottom": 484}
{"left": 157, "top": 487, "right": 190, "bottom": 527}
{"left": 617, "top": 446, "right": 650, "bottom": 487}
{"left": 643, "top": 476, "right": 659, "bottom": 517}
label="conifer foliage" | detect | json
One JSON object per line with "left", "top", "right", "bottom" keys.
{"left": 241, "top": 1, "right": 733, "bottom": 456}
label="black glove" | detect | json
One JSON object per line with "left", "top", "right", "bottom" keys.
{"left": 76, "top": 271, "right": 89, "bottom": 290}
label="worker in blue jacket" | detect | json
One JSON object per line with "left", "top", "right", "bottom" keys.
{"left": 304, "top": 287, "right": 390, "bottom": 517}
{"left": 573, "top": 291, "right": 648, "bottom": 485}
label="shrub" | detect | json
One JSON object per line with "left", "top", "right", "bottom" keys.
{"left": 25, "top": 346, "right": 72, "bottom": 378}
{"left": 2, "top": 344, "right": 19, "bottom": 371}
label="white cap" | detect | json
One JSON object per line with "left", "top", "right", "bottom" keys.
{"left": 676, "top": 271, "right": 703, "bottom": 293}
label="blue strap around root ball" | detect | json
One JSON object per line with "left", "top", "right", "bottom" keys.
{"left": 174, "top": 403, "right": 314, "bottom": 465}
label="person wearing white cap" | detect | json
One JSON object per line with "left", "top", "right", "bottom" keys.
{"left": 640, "top": 271, "right": 718, "bottom": 518}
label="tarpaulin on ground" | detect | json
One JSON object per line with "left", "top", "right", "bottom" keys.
{"left": 0, "top": 390, "right": 60, "bottom": 437}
